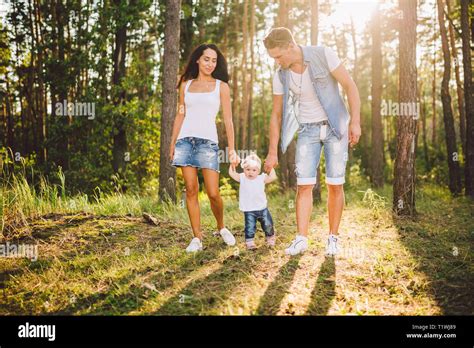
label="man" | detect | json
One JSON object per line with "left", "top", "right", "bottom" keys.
{"left": 263, "top": 27, "right": 361, "bottom": 256}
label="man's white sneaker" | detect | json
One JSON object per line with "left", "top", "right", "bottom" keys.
{"left": 186, "top": 237, "right": 203, "bottom": 253}
{"left": 285, "top": 235, "right": 308, "bottom": 255}
{"left": 326, "top": 235, "right": 339, "bottom": 256}
{"left": 219, "top": 227, "right": 236, "bottom": 246}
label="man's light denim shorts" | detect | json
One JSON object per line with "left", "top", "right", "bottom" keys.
{"left": 171, "top": 137, "right": 220, "bottom": 173}
{"left": 295, "top": 121, "right": 348, "bottom": 186}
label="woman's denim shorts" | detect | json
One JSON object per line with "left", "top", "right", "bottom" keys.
{"left": 171, "top": 137, "right": 220, "bottom": 173}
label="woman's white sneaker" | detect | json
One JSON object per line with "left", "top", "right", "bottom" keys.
{"left": 186, "top": 237, "right": 203, "bottom": 253}
{"left": 219, "top": 227, "right": 236, "bottom": 246}
{"left": 285, "top": 235, "right": 308, "bottom": 255}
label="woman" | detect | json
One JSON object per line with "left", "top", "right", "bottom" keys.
{"left": 169, "top": 44, "right": 240, "bottom": 253}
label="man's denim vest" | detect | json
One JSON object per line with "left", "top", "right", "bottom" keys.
{"left": 278, "top": 45, "right": 350, "bottom": 153}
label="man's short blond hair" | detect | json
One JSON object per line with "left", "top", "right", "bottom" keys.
{"left": 263, "top": 27, "right": 296, "bottom": 50}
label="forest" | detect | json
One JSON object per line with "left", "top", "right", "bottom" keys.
{"left": 0, "top": 0, "right": 472, "bottom": 316}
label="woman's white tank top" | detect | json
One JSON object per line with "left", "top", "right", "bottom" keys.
{"left": 177, "top": 79, "right": 221, "bottom": 143}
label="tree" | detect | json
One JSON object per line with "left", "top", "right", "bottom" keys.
{"left": 247, "top": 0, "right": 256, "bottom": 150}
{"left": 158, "top": 0, "right": 181, "bottom": 203}
{"left": 180, "top": 0, "right": 194, "bottom": 67}
{"left": 240, "top": 0, "right": 249, "bottom": 149}
{"left": 437, "top": 0, "right": 462, "bottom": 195}
{"left": 431, "top": 0, "right": 437, "bottom": 147}
{"left": 393, "top": 0, "right": 417, "bottom": 216}
{"left": 46, "top": 0, "right": 71, "bottom": 171}
{"left": 371, "top": 2, "right": 384, "bottom": 188}
{"left": 460, "top": 0, "right": 474, "bottom": 198}
{"left": 310, "top": 0, "right": 321, "bottom": 202}
{"left": 310, "top": 0, "right": 319, "bottom": 46}
{"left": 447, "top": 0, "right": 466, "bottom": 155}
{"left": 111, "top": 0, "right": 130, "bottom": 178}
{"left": 276, "top": 0, "right": 297, "bottom": 190}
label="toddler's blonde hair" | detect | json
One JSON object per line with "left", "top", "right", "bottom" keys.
{"left": 241, "top": 153, "right": 261, "bottom": 171}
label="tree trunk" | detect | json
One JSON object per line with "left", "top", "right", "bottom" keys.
{"left": 420, "top": 86, "right": 429, "bottom": 171}
{"left": 240, "top": 0, "right": 249, "bottom": 149}
{"left": 311, "top": 0, "right": 318, "bottom": 46}
{"left": 310, "top": 0, "right": 321, "bottom": 201}
{"left": 460, "top": 0, "right": 474, "bottom": 197}
{"left": 437, "top": 0, "right": 462, "bottom": 195}
{"left": 345, "top": 15, "right": 360, "bottom": 187}
{"left": 371, "top": 3, "right": 384, "bottom": 188}
{"left": 447, "top": 0, "right": 466, "bottom": 156}
{"left": 247, "top": 0, "right": 255, "bottom": 150}
{"left": 218, "top": 0, "right": 229, "bottom": 149}
{"left": 180, "top": 0, "right": 194, "bottom": 66}
{"left": 223, "top": 0, "right": 228, "bottom": 56}
{"left": 5, "top": 80, "right": 14, "bottom": 150}
{"left": 431, "top": 0, "right": 437, "bottom": 146}
{"left": 231, "top": 62, "right": 239, "bottom": 149}
{"left": 55, "top": 0, "right": 69, "bottom": 170}
{"left": 393, "top": 0, "right": 417, "bottom": 216}
{"left": 231, "top": 2, "right": 240, "bottom": 149}
{"left": 276, "top": 0, "right": 296, "bottom": 191}
{"left": 158, "top": 0, "right": 181, "bottom": 203}
{"left": 111, "top": 0, "right": 128, "bottom": 178}
{"left": 33, "top": 0, "right": 46, "bottom": 163}
{"left": 258, "top": 54, "right": 266, "bottom": 152}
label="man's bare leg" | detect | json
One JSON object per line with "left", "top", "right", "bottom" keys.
{"left": 296, "top": 184, "right": 314, "bottom": 236}
{"left": 327, "top": 184, "right": 344, "bottom": 235}
{"left": 284, "top": 184, "right": 314, "bottom": 255}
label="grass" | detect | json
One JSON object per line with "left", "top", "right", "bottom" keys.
{"left": 0, "top": 175, "right": 473, "bottom": 315}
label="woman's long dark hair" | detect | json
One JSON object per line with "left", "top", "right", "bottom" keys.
{"left": 177, "top": 44, "right": 229, "bottom": 89}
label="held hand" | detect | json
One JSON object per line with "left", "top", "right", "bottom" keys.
{"left": 229, "top": 149, "right": 240, "bottom": 168}
{"left": 349, "top": 122, "right": 361, "bottom": 148}
{"left": 264, "top": 153, "right": 278, "bottom": 173}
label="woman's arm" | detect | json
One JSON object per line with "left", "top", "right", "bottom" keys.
{"left": 169, "top": 83, "right": 186, "bottom": 160}
{"left": 220, "top": 82, "right": 240, "bottom": 166}
{"left": 228, "top": 165, "right": 241, "bottom": 182}
{"left": 264, "top": 168, "right": 277, "bottom": 184}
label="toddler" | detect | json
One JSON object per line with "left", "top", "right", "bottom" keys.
{"left": 229, "top": 154, "right": 277, "bottom": 250}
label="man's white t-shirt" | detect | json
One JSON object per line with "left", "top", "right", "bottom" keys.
{"left": 273, "top": 46, "right": 342, "bottom": 124}
{"left": 239, "top": 173, "right": 268, "bottom": 212}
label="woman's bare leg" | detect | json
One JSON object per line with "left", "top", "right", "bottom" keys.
{"left": 181, "top": 167, "right": 202, "bottom": 239}
{"left": 202, "top": 168, "right": 224, "bottom": 230}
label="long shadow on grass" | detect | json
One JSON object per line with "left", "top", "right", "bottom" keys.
{"left": 0, "top": 258, "right": 55, "bottom": 314}
{"left": 56, "top": 245, "right": 224, "bottom": 315}
{"left": 0, "top": 221, "right": 137, "bottom": 314}
{"left": 394, "top": 213, "right": 474, "bottom": 315}
{"left": 2, "top": 214, "right": 228, "bottom": 315}
{"left": 305, "top": 256, "right": 336, "bottom": 315}
{"left": 153, "top": 248, "right": 271, "bottom": 315}
{"left": 255, "top": 255, "right": 302, "bottom": 315}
